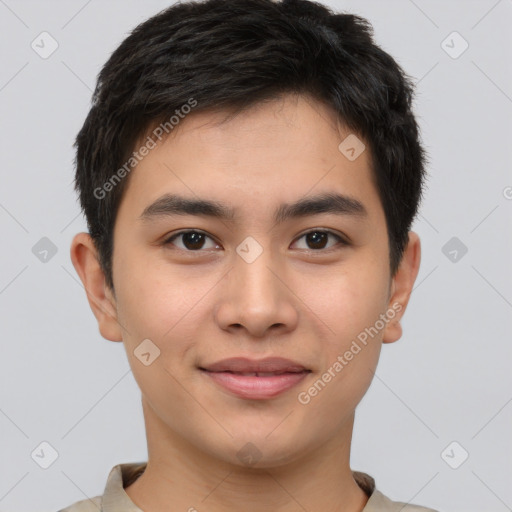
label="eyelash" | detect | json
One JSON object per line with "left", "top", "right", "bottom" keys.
{"left": 162, "top": 229, "right": 349, "bottom": 254}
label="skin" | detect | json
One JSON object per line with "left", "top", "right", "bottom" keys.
{"left": 71, "top": 93, "right": 421, "bottom": 512}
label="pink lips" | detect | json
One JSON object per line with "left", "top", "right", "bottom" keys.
{"left": 200, "top": 357, "right": 311, "bottom": 400}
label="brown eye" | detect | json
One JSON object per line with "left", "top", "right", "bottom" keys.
{"left": 305, "top": 231, "right": 329, "bottom": 249}
{"left": 292, "top": 230, "right": 347, "bottom": 251}
{"left": 164, "top": 230, "right": 220, "bottom": 251}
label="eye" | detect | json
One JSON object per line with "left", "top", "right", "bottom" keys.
{"left": 163, "top": 230, "right": 220, "bottom": 251}
{"left": 292, "top": 230, "right": 347, "bottom": 251}
{"left": 163, "top": 229, "right": 348, "bottom": 253}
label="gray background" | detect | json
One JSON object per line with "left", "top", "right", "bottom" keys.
{"left": 0, "top": 1, "right": 511, "bottom": 511}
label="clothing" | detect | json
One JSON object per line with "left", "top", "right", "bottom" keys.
{"left": 58, "top": 462, "right": 438, "bottom": 512}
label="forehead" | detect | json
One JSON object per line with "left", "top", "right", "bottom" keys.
{"left": 116, "top": 93, "right": 384, "bottom": 227}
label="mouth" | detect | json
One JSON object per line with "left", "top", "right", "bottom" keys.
{"left": 199, "top": 357, "right": 311, "bottom": 400}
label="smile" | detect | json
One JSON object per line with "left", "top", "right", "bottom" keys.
{"left": 199, "top": 368, "right": 311, "bottom": 399}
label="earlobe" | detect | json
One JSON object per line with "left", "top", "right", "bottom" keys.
{"left": 382, "top": 231, "right": 421, "bottom": 344}
{"left": 69, "top": 232, "right": 123, "bottom": 342}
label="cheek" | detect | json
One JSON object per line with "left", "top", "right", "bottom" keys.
{"left": 114, "top": 255, "right": 214, "bottom": 358}
{"left": 300, "top": 259, "right": 390, "bottom": 346}
{"left": 295, "top": 267, "right": 388, "bottom": 420}
{"left": 113, "top": 266, "right": 204, "bottom": 404}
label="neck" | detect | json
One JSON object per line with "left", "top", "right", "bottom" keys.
{"left": 124, "top": 398, "right": 369, "bottom": 512}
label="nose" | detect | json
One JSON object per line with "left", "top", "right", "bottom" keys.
{"left": 214, "top": 246, "right": 299, "bottom": 339}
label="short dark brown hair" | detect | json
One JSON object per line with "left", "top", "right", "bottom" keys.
{"left": 73, "top": 0, "right": 428, "bottom": 290}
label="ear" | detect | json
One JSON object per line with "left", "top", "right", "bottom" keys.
{"left": 382, "top": 231, "right": 421, "bottom": 344}
{"left": 70, "top": 232, "right": 123, "bottom": 342}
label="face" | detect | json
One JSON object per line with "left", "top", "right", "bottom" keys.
{"left": 72, "top": 93, "right": 420, "bottom": 468}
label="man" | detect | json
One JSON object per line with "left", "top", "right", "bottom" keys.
{"left": 62, "top": 0, "right": 437, "bottom": 510}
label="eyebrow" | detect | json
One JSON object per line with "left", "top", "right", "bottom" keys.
{"left": 138, "top": 192, "right": 368, "bottom": 224}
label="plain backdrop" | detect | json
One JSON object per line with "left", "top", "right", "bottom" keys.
{"left": 0, "top": 1, "right": 511, "bottom": 511}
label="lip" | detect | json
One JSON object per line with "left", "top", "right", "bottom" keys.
{"left": 199, "top": 357, "right": 311, "bottom": 400}
{"left": 201, "top": 357, "right": 308, "bottom": 373}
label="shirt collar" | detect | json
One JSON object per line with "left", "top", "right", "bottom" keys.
{"left": 102, "top": 462, "right": 146, "bottom": 512}
{"left": 101, "top": 462, "right": 398, "bottom": 512}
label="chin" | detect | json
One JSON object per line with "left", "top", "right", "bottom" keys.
{"left": 208, "top": 429, "right": 313, "bottom": 469}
